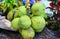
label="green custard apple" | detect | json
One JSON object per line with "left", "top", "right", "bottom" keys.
{"left": 7, "top": 6, "right": 27, "bottom": 21}
{"left": 31, "top": 2, "right": 45, "bottom": 16}
{"left": 31, "top": 16, "right": 46, "bottom": 32}
{"left": 19, "top": 27, "right": 35, "bottom": 39}
{"left": 7, "top": 8, "right": 19, "bottom": 21}
{"left": 11, "top": 18, "right": 20, "bottom": 30}
{"left": 19, "top": 15, "right": 31, "bottom": 29}
{"left": 14, "top": 6, "right": 27, "bottom": 17}
{"left": 18, "top": 6, "right": 27, "bottom": 16}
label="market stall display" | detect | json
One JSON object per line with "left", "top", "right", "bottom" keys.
{"left": 0, "top": 0, "right": 60, "bottom": 39}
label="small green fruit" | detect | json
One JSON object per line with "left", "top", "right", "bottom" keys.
{"left": 19, "top": 27, "right": 35, "bottom": 39}
{"left": 19, "top": 15, "right": 31, "bottom": 29}
{"left": 11, "top": 18, "right": 20, "bottom": 30}
{"left": 7, "top": 6, "right": 27, "bottom": 21}
{"left": 7, "top": 8, "right": 19, "bottom": 21}
{"left": 31, "top": 16, "right": 46, "bottom": 32}
{"left": 31, "top": 2, "right": 45, "bottom": 16}
{"left": 18, "top": 6, "right": 27, "bottom": 16}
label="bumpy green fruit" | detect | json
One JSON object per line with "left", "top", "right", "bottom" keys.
{"left": 19, "top": 27, "right": 35, "bottom": 39}
{"left": 7, "top": 6, "right": 27, "bottom": 21}
{"left": 31, "top": 2, "right": 45, "bottom": 16}
{"left": 7, "top": 8, "right": 19, "bottom": 21}
{"left": 14, "top": 6, "right": 27, "bottom": 18}
{"left": 31, "top": 16, "right": 46, "bottom": 32}
{"left": 18, "top": 6, "right": 27, "bottom": 16}
{"left": 11, "top": 18, "right": 20, "bottom": 30}
{"left": 19, "top": 15, "right": 31, "bottom": 29}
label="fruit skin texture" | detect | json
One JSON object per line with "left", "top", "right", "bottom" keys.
{"left": 31, "top": 16, "right": 46, "bottom": 32}
{"left": 11, "top": 18, "right": 20, "bottom": 30}
{"left": 7, "top": 8, "right": 19, "bottom": 21}
{"left": 31, "top": 2, "right": 45, "bottom": 16}
{"left": 19, "top": 15, "right": 31, "bottom": 29}
{"left": 7, "top": 6, "right": 27, "bottom": 21}
{"left": 18, "top": 6, "right": 27, "bottom": 17}
{"left": 14, "top": 6, "right": 27, "bottom": 18}
{"left": 7, "top": 11, "right": 13, "bottom": 21}
{"left": 19, "top": 27, "right": 35, "bottom": 39}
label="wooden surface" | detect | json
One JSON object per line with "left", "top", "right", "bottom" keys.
{"left": 0, "top": 27, "right": 59, "bottom": 39}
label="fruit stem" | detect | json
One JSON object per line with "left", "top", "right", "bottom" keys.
{"left": 26, "top": 0, "right": 31, "bottom": 16}
{"left": 26, "top": 0, "right": 30, "bottom": 8}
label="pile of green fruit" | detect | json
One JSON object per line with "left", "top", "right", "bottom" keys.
{"left": 7, "top": 2, "right": 46, "bottom": 39}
